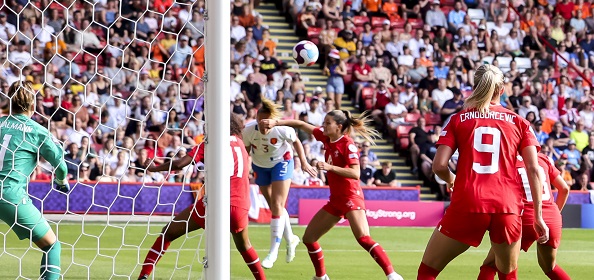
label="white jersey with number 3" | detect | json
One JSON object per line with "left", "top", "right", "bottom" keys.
{"left": 243, "top": 122, "right": 297, "bottom": 168}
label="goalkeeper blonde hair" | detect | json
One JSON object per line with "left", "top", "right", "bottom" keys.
{"left": 464, "top": 64, "right": 505, "bottom": 114}
{"left": 7, "top": 80, "right": 35, "bottom": 115}
{"left": 257, "top": 97, "right": 283, "bottom": 119}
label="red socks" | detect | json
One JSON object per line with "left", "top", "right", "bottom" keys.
{"left": 139, "top": 235, "right": 172, "bottom": 277}
{"left": 478, "top": 264, "right": 497, "bottom": 280}
{"left": 240, "top": 247, "right": 266, "bottom": 280}
{"left": 545, "top": 265, "right": 571, "bottom": 280}
{"left": 497, "top": 268, "right": 517, "bottom": 280}
{"left": 357, "top": 236, "right": 395, "bottom": 275}
{"left": 305, "top": 242, "right": 326, "bottom": 277}
{"left": 417, "top": 262, "right": 440, "bottom": 280}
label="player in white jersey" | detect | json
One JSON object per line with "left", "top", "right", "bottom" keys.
{"left": 243, "top": 98, "right": 317, "bottom": 269}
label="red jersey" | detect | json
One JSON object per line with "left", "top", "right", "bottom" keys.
{"left": 313, "top": 128, "right": 363, "bottom": 200}
{"left": 517, "top": 153, "right": 559, "bottom": 207}
{"left": 187, "top": 135, "right": 250, "bottom": 210}
{"left": 353, "top": 63, "right": 372, "bottom": 82}
{"left": 437, "top": 104, "right": 540, "bottom": 214}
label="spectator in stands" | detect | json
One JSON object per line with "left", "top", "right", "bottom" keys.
{"left": 533, "top": 120, "right": 549, "bottom": 145}
{"left": 385, "top": 92, "right": 408, "bottom": 136}
{"left": 231, "top": 15, "right": 246, "bottom": 42}
{"left": 570, "top": 120, "right": 589, "bottom": 151}
{"left": 241, "top": 73, "right": 263, "bottom": 109}
{"left": 426, "top": 0, "right": 448, "bottom": 31}
{"left": 352, "top": 54, "right": 373, "bottom": 107}
{"left": 323, "top": 49, "right": 347, "bottom": 109}
{"left": 372, "top": 58, "right": 391, "bottom": 85}
{"left": 373, "top": 161, "right": 399, "bottom": 187}
{"left": 259, "top": 29, "right": 277, "bottom": 56}
{"left": 448, "top": 1, "right": 466, "bottom": 33}
{"left": 550, "top": 121, "right": 570, "bottom": 151}
{"left": 307, "top": 98, "right": 324, "bottom": 126}
{"left": 359, "top": 154, "right": 376, "bottom": 186}
{"left": 399, "top": 82, "right": 418, "bottom": 112}
{"left": 560, "top": 98, "right": 579, "bottom": 131}
{"left": 433, "top": 57, "right": 449, "bottom": 79}
{"left": 407, "top": 58, "right": 428, "bottom": 84}
{"left": 572, "top": 172, "right": 592, "bottom": 190}
{"left": 259, "top": 47, "right": 280, "bottom": 77}
{"left": 409, "top": 117, "right": 429, "bottom": 175}
{"left": 579, "top": 101, "right": 594, "bottom": 130}
{"left": 65, "top": 143, "right": 82, "bottom": 180}
{"left": 431, "top": 78, "right": 453, "bottom": 113}
{"left": 417, "top": 88, "right": 434, "bottom": 115}
{"left": 419, "top": 66, "right": 439, "bottom": 93}
{"left": 440, "top": 88, "right": 464, "bottom": 121}
{"left": 518, "top": 96, "right": 540, "bottom": 120}
{"left": 334, "top": 29, "right": 356, "bottom": 61}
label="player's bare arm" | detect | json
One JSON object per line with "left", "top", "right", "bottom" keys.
{"left": 292, "top": 138, "right": 318, "bottom": 177}
{"left": 432, "top": 145, "right": 455, "bottom": 186}
{"left": 521, "top": 145, "right": 549, "bottom": 244}
{"left": 551, "top": 175, "right": 570, "bottom": 211}
{"left": 145, "top": 155, "right": 193, "bottom": 173}
{"left": 317, "top": 162, "right": 360, "bottom": 180}
{"left": 260, "top": 119, "right": 316, "bottom": 135}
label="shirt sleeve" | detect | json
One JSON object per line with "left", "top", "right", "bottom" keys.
{"left": 39, "top": 132, "right": 68, "bottom": 181}
{"left": 280, "top": 126, "right": 297, "bottom": 143}
{"left": 312, "top": 127, "right": 328, "bottom": 142}
{"left": 518, "top": 119, "right": 541, "bottom": 152}
{"left": 344, "top": 141, "right": 360, "bottom": 166}
{"left": 436, "top": 114, "right": 457, "bottom": 151}
{"left": 545, "top": 155, "right": 561, "bottom": 179}
{"left": 187, "top": 143, "right": 204, "bottom": 164}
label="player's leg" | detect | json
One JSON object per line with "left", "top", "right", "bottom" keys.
{"left": 418, "top": 229, "right": 470, "bottom": 280}
{"left": 418, "top": 211, "right": 486, "bottom": 280}
{"left": 1, "top": 198, "right": 61, "bottom": 280}
{"left": 537, "top": 245, "right": 570, "bottom": 280}
{"left": 138, "top": 204, "right": 202, "bottom": 279}
{"left": 232, "top": 206, "right": 266, "bottom": 280}
{"left": 345, "top": 209, "right": 403, "bottom": 280}
{"left": 477, "top": 248, "right": 497, "bottom": 280}
{"left": 302, "top": 207, "right": 341, "bottom": 279}
{"left": 489, "top": 214, "right": 523, "bottom": 279}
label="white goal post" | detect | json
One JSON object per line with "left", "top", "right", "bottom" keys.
{"left": 204, "top": 0, "right": 231, "bottom": 279}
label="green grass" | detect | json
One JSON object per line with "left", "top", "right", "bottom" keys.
{"left": 0, "top": 223, "right": 592, "bottom": 279}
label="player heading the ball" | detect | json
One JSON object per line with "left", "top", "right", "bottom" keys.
{"left": 0, "top": 80, "right": 70, "bottom": 280}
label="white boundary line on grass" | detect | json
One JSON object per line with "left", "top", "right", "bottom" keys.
{"left": 1, "top": 248, "right": 592, "bottom": 253}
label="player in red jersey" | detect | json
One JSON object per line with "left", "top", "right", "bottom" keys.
{"left": 417, "top": 65, "right": 549, "bottom": 280}
{"left": 260, "top": 110, "right": 404, "bottom": 280}
{"left": 478, "top": 152, "right": 571, "bottom": 280}
{"left": 137, "top": 113, "right": 266, "bottom": 280}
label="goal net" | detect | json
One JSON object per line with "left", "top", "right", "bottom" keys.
{"left": 0, "top": 0, "right": 228, "bottom": 279}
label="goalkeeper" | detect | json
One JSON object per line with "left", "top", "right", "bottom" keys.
{"left": 0, "top": 81, "right": 70, "bottom": 280}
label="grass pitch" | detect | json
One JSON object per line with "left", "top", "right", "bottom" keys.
{"left": 0, "top": 222, "right": 592, "bottom": 279}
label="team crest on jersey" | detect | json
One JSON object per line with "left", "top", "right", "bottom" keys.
{"left": 334, "top": 150, "right": 339, "bottom": 157}
{"left": 270, "top": 138, "right": 278, "bottom": 145}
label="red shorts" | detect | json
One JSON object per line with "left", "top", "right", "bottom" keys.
{"left": 190, "top": 202, "right": 249, "bottom": 234}
{"left": 437, "top": 210, "right": 522, "bottom": 247}
{"left": 322, "top": 197, "right": 366, "bottom": 218}
{"left": 520, "top": 205, "right": 562, "bottom": 251}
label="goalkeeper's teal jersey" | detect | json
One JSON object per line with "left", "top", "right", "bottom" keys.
{"left": 0, "top": 114, "right": 67, "bottom": 202}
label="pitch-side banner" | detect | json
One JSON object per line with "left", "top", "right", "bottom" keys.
{"left": 298, "top": 199, "right": 445, "bottom": 227}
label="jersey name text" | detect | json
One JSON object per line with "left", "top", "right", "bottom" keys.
{"left": 0, "top": 122, "right": 33, "bottom": 133}
{"left": 459, "top": 111, "right": 516, "bottom": 124}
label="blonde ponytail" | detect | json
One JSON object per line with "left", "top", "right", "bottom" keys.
{"left": 464, "top": 64, "right": 504, "bottom": 114}
{"left": 328, "top": 110, "right": 379, "bottom": 145}
{"left": 7, "top": 80, "right": 35, "bottom": 115}
{"left": 258, "top": 97, "right": 283, "bottom": 119}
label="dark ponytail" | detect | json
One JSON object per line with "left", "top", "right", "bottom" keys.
{"left": 327, "top": 110, "right": 379, "bottom": 145}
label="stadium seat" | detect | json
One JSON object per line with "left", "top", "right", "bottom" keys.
{"left": 482, "top": 56, "right": 494, "bottom": 65}
{"left": 496, "top": 56, "right": 513, "bottom": 68}
{"left": 405, "top": 112, "right": 421, "bottom": 123}
{"left": 462, "top": 90, "right": 472, "bottom": 98}
{"left": 514, "top": 57, "right": 531, "bottom": 70}
{"left": 365, "top": 98, "right": 374, "bottom": 110}
{"left": 398, "top": 137, "right": 410, "bottom": 149}
{"left": 408, "top": 18, "right": 423, "bottom": 29}
{"left": 425, "top": 113, "right": 442, "bottom": 125}
{"left": 390, "top": 18, "right": 406, "bottom": 29}
{"left": 353, "top": 26, "right": 365, "bottom": 35}
{"left": 361, "top": 87, "right": 375, "bottom": 100}
{"left": 353, "top": 16, "right": 370, "bottom": 27}
{"left": 371, "top": 17, "right": 387, "bottom": 28}
{"left": 442, "top": 0, "right": 456, "bottom": 6}
{"left": 307, "top": 27, "right": 322, "bottom": 40}
{"left": 397, "top": 125, "right": 413, "bottom": 138}
{"left": 441, "top": 6, "right": 454, "bottom": 16}
{"left": 443, "top": 53, "right": 454, "bottom": 63}
{"left": 467, "top": 9, "right": 485, "bottom": 20}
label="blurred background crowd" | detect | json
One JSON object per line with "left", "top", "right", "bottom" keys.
{"left": 0, "top": 0, "right": 592, "bottom": 196}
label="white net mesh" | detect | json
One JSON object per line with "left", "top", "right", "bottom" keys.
{"left": 0, "top": 0, "right": 209, "bottom": 278}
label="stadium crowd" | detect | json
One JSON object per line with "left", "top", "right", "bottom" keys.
{"left": 0, "top": 0, "right": 591, "bottom": 195}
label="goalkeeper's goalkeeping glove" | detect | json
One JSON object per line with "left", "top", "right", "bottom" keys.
{"left": 53, "top": 178, "right": 71, "bottom": 194}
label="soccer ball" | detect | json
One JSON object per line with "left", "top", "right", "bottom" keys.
{"left": 292, "top": 40, "right": 319, "bottom": 67}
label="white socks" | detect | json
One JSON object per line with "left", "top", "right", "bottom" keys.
{"left": 282, "top": 208, "right": 294, "bottom": 242}
{"left": 269, "top": 214, "right": 284, "bottom": 256}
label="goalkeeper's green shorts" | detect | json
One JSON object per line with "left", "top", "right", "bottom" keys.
{"left": 0, "top": 197, "right": 51, "bottom": 241}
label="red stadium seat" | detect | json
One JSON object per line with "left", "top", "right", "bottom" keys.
{"left": 408, "top": 18, "right": 424, "bottom": 29}
{"left": 353, "top": 16, "right": 370, "bottom": 27}
{"left": 365, "top": 98, "right": 374, "bottom": 110}
{"left": 397, "top": 125, "right": 413, "bottom": 138}
{"left": 405, "top": 112, "right": 421, "bottom": 123}
{"left": 443, "top": 53, "right": 454, "bottom": 63}
{"left": 390, "top": 17, "right": 405, "bottom": 29}
{"left": 425, "top": 113, "right": 442, "bottom": 125}
{"left": 353, "top": 26, "right": 365, "bottom": 36}
{"left": 441, "top": 5, "right": 454, "bottom": 15}
{"left": 371, "top": 17, "right": 387, "bottom": 28}
{"left": 361, "top": 87, "right": 375, "bottom": 100}
{"left": 307, "top": 27, "right": 322, "bottom": 39}
{"left": 462, "top": 90, "right": 472, "bottom": 98}
{"left": 442, "top": 0, "right": 456, "bottom": 6}
{"left": 399, "top": 137, "right": 410, "bottom": 149}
